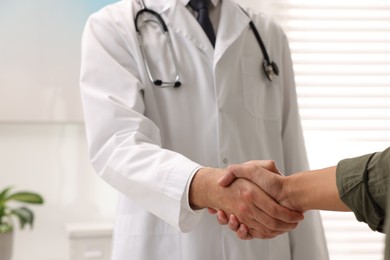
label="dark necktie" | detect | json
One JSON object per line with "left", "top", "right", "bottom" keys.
{"left": 189, "top": 0, "right": 216, "bottom": 47}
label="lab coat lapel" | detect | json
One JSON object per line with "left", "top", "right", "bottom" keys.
{"left": 144, "top": 0, "right": 249, "bottom": 60}
{"left": 141, "top": 0, "right": 171, "bottom": 13}
{"left": 214, "top": 0, "right": 250, "bottom": 63}
{"left": 165, "top": 0, "right": 214, "bottom": 56}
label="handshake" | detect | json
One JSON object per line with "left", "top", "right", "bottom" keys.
{"left": 190, "top": 160, "right": 346, "bottom": 240}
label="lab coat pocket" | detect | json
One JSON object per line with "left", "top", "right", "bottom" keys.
{"left": 240, "top": 57, "right": 282, "bottom": 120}
{"left": 111, "top": 214, "right": 181, "bottom": 260}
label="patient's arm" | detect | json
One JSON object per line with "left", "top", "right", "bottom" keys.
{"left": 219, "top": 161, "right": 350, "bottom": 212}
{"left": 215, "top": 161, "right": 350, "bottom": 239}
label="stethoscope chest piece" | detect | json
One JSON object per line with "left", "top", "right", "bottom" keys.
{"left": 263, "top": 60, "right": 279, "bottom": 82}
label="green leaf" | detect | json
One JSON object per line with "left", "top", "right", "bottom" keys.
{"left": 0, "top": 206, "right": 5, "bottom": 217}
{"left": 6, "top": 192, "right": 44, "bottom": 204}
{"left": 10, "top": 207, "right": 34, "bottom": 230}
{"left": 0, "top": 186, "right": 13, "bottom": 205}
{"left": 0, "top": 187, "right": 44, "bottom": 232}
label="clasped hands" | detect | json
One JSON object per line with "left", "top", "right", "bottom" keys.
{"left": 192, "top": 161, "right": 305, "bottom": 240}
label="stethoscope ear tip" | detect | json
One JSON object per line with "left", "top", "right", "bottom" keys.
{"left": 174, "top": 81, "right": 181, "bottom": 88}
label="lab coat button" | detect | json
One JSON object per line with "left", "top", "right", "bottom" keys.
{"left": 223, "top": 158, "right": 228, "bottom": 164}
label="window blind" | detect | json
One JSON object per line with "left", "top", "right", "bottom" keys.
{"left": 236, "top": 0, "right": 389, "bottom": 259}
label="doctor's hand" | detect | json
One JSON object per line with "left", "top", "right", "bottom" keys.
{"left": 189, "top": 167, "right": 304, "bottom": 240}
{"left": 211, "top": 160, "right": 302, "bottom": 239}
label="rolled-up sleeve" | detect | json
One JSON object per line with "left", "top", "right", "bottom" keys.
{"left": 336, "top": 147, "right": 390, "bottom": 232}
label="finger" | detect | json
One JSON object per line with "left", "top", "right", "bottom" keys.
{"left": 218, "top": 171, "right": 237, "bottom": 187}
{"left": 219, "top": 162, "right": 280, "bottom": 188}
{"left": 229, "top": 164, "right": 284, "bottom": 201}
{"left": 237, "top": 223, "right": 252, "bottom": 240}
{"left": 257, "top": 195, "right": 304, "bottom": 224}
{"left": 239, "top": 213, "right": 286, "bottom": 239}
{"left": 226, "top": 214, "right": 252, "bottom": 240}
{"left": 226, "top": 163, "right": 258, "bottom": 183}
{"left": 244, "top": 210, "right": 297, "bottom": 239}
{"left": 234, "top": 202, "right": 300, "bottom": 238}
{"left": 218, "top": 163, "right": 258, "bottom": 187}
{"left": 250, "top": 186, "right": 304, "bottom": 224}
{"left": 234, "top": 178, "right": 303, "bottom": 225}
{"left": 247, "top": 205, "right": 301, "bottom": 233}
{"left": 217, "top": 210, "right": 229, "bottom": 225}
{"left": 264, "top": 203, "right": 304, "bottom": 224}
{"left": 228, "top": 214, "right": 240, "bottom": 231}
{"left": 260, "top": 160, "right": 283, "bottom": 176}
{"left": 208, "top": 208, "right": 217, "bottom": 214}
{"left": 241, "top": 160, "right": 281, "bottom": 175}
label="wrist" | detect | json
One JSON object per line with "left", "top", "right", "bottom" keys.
{"left": 282, "top": 174, "right": 305, "bottom": 212}
{"left": 285, "top": 170, "right": 324, "bottom": 212}
{"left": 189, "top": 167, "right": 224, "bottom": 210}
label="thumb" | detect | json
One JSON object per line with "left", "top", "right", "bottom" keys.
{"left": 218, "top": 171, "right": 237, "bottom": 187}
{"left": 255, "top": 160, "right": 283, "bottom": 176}
{"left": 218, "top": 163, "right": 254, "bottom": 187}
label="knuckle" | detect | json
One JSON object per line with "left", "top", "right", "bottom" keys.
{"left": 237, "top": 203, "right": 250, "bottom": 215}
{"left": 265, "top": 160, "right": 277, "bottom": 171}
{"left": 241, "top": 189, "right": 255, "bottom": 201}
{"left": 269, "top": 160, "right": 277, "bottom": 168}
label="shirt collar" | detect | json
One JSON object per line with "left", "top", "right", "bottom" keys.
{"left": 180, "top": 0, "right": 219, "bottom": 8}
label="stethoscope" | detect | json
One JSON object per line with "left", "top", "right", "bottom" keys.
{"left": 134, "top": 0, "right": 279, "bottom": 88}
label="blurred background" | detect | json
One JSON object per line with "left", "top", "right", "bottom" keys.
{"left": 0, "top": 0, "right": 389, "bottom": 259}
{"left": 0, "top": 1, "right": 118, "bottom": 259}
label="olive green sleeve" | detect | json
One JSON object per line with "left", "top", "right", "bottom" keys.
{"left": 385, "top": 163, "right": 390, "bottom": 259}
{"left": 336, "top": 147, "right": 390, "bottom": 232}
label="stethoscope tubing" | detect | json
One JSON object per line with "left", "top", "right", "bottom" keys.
{"left": 135, "top": 8, "right": 168, "bottom": 33}
{"left": 135, "top": 8, "right": 182, "bottom": 87}
{"left": 134, "top": 2, "right": 279, "bottom": 88}
{"left": 249, "top": 21, "right": 270, "bottom": 63}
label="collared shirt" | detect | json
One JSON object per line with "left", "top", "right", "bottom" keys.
{"left": 181, "top": 0, "right": 221, "bottom": 35}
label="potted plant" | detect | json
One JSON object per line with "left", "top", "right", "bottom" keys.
{"left": 0, "top": 186, "right": 44, "bottom": 260}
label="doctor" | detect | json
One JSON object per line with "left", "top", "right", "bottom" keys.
{"left": 80, "top": 0, "right": 329, "bottom": 259}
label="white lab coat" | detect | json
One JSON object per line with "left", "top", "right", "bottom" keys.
{"left": 80, "top": 0, "right": 329, "bottom": 259}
